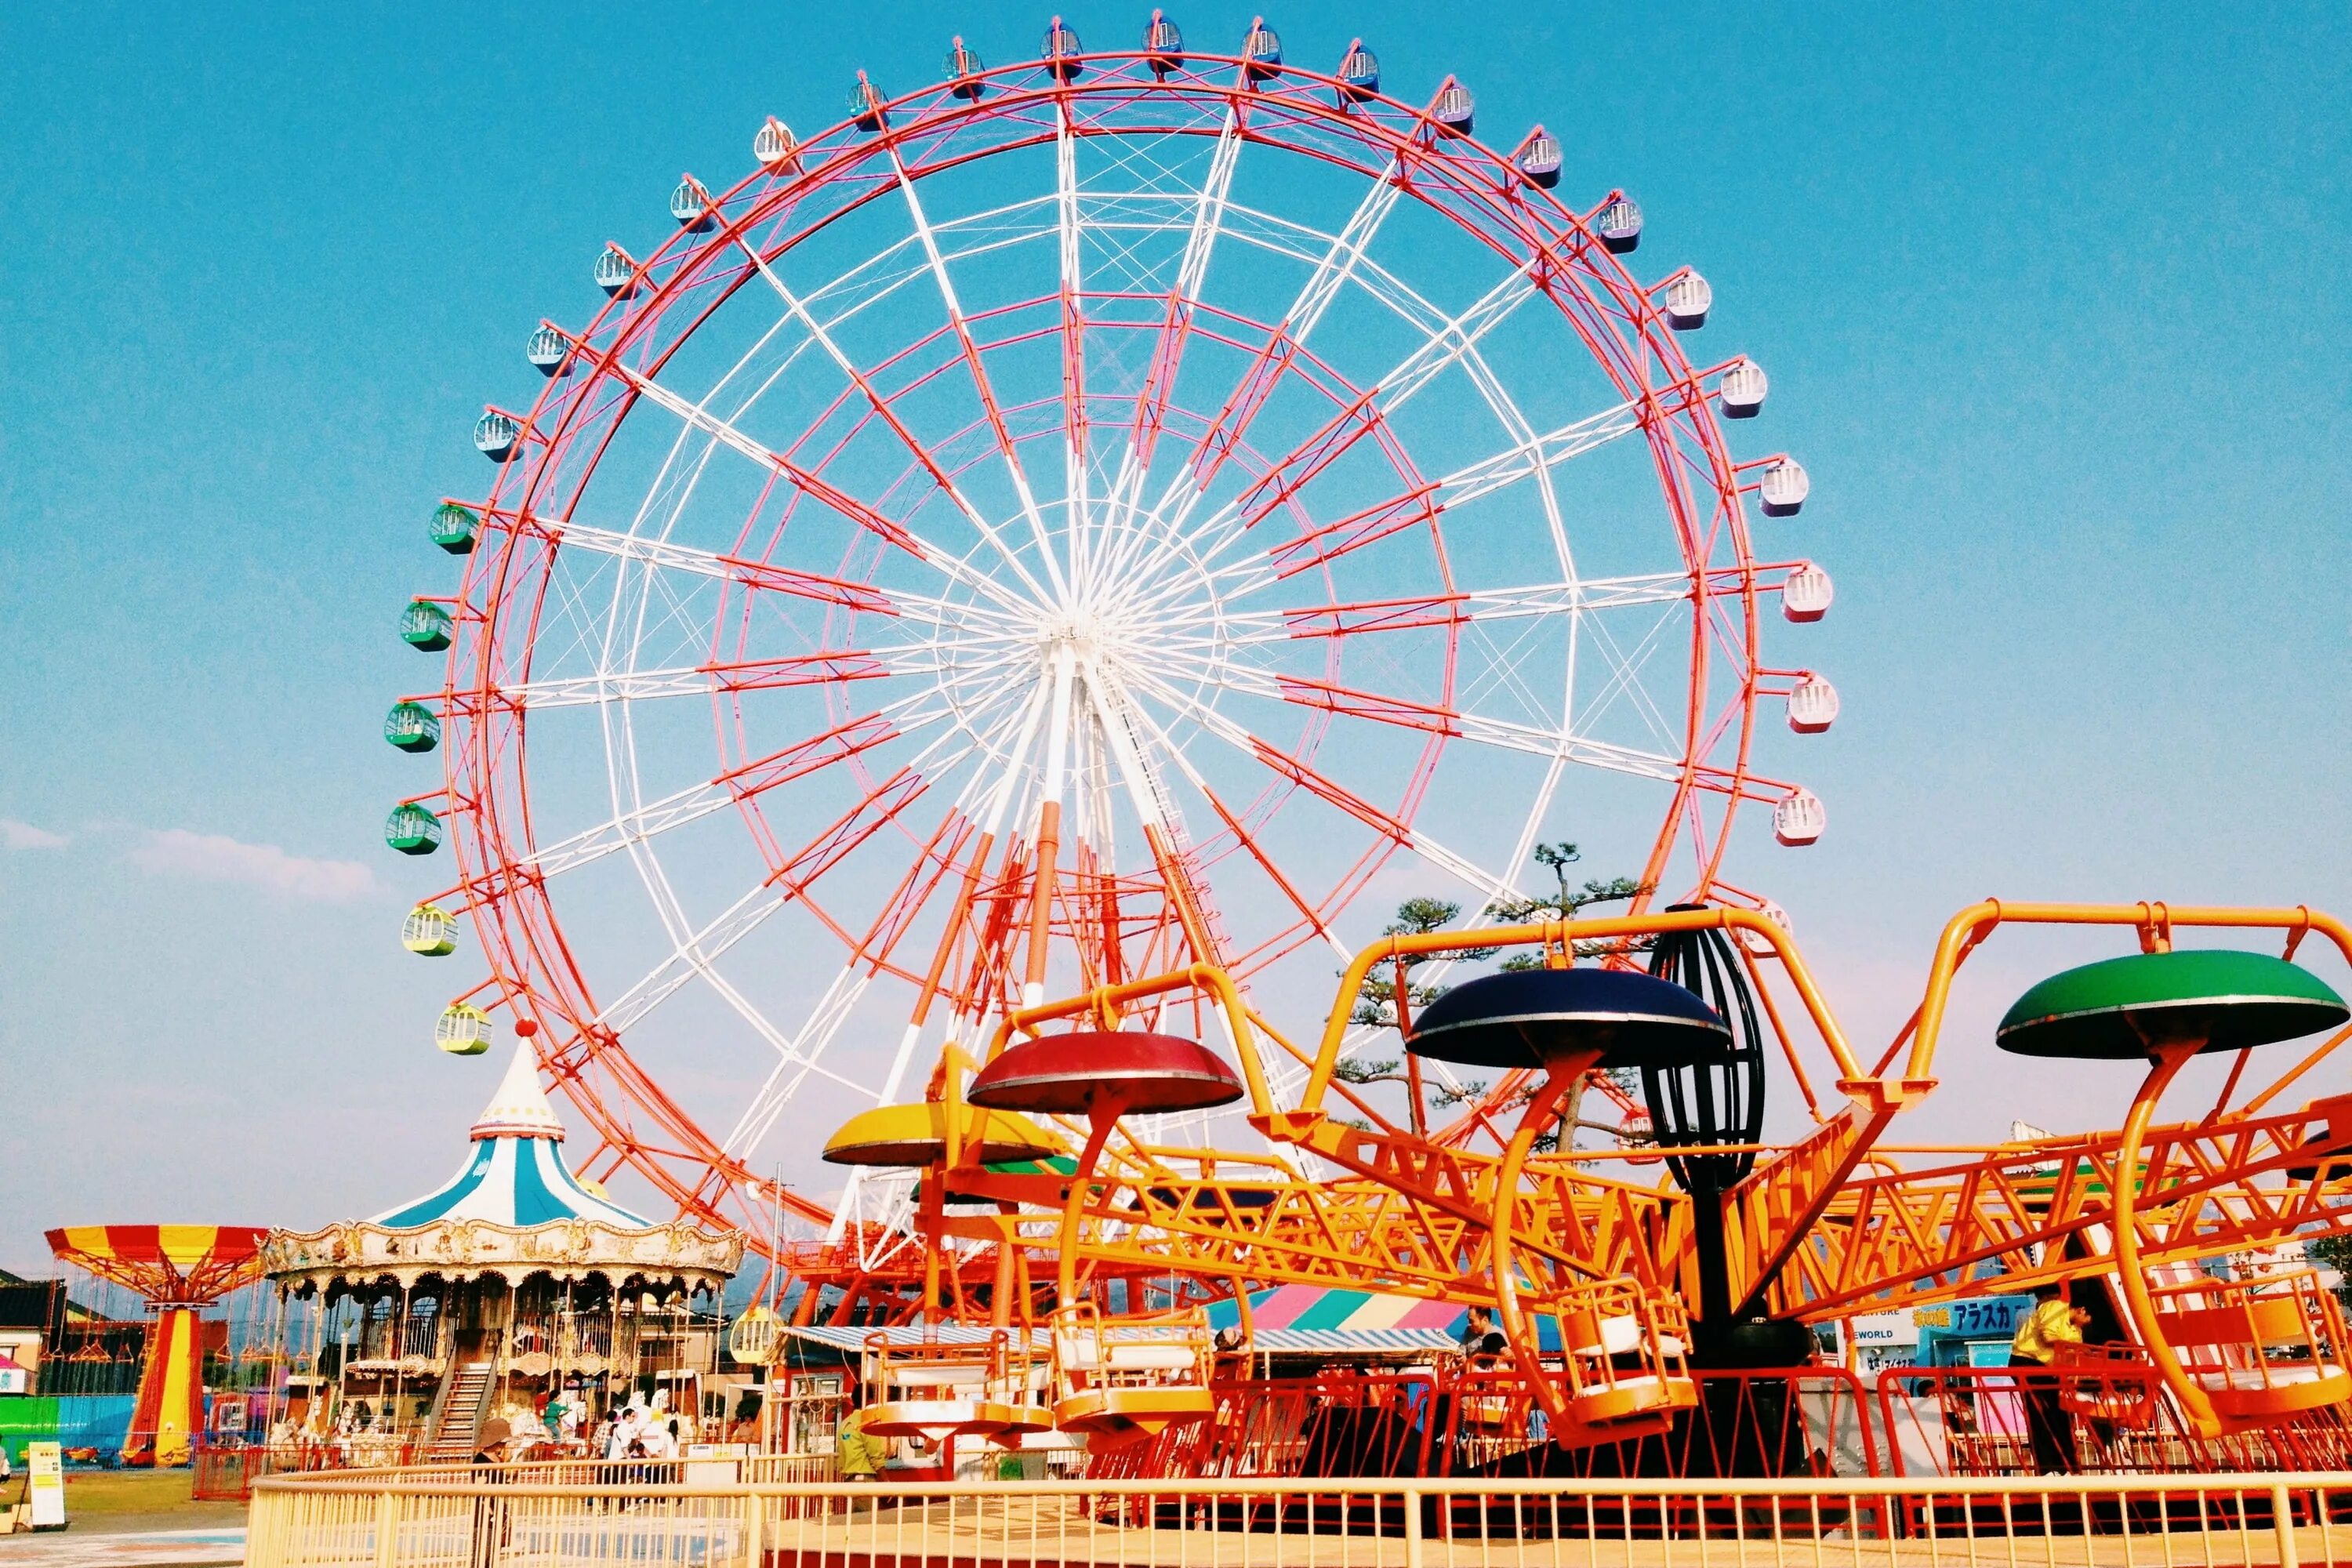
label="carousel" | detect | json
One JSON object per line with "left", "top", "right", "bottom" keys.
{"left": 258, "top": 1041, "right": 742, "bottom": 1463}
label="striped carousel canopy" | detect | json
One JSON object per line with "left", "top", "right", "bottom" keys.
{"left": 372, "top": 1044, "right": 654, "bottom": 1231}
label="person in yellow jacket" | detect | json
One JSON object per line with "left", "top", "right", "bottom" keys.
{"left": 836, "top": 1396, "right": 888, "bottom": 1483}
{"left": 2009, "top": 1280, "right": 2091, "bottom": 1472}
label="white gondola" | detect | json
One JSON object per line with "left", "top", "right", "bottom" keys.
{"left": 1431, "top": 78, "right": 1474, "bottom": 136}
{"left": 1337, "top": 40, "right": 1380, "bottom": 99}
{"left": 1144, "top": 11, "right": 1184, "bottom": 74}
{"left": 1773, "top": 788, "right": 1825, "bottom": 847}
{"left": 1595, "top": 196, "right": 1642, "bottom": 254}
{"left": 1787, "top": 675, "right": 1839, "bottom": 735}
{"left": 670, "top": 176, "right": 716, "bottom": 233}
{"left": 593, "top": 243, "right": 638, "bottom": 299}
{"left": 1664, "top": 270, "right": 1711, "bottom": 330}
{"left": 1719, "top": 358, "right": 1768, "bottom": 419}
{"left": 946, "top": 38, "right": 985, "bottom": 99}
{"left": 474, "top": 411, "right": 521, "bottom": 463}
{"left": 1782, "top": 563, "right": 1834, "bottom": 622}
{"left": 402, "top": 904, "right": 459, "bottom": 957}
{"left": 1737, "top": 899, "right": 1795, "bottom": 957}
{"left": 1759, "top": 456, "right": 1809, "bottom": 517}
{"left": 1243, "top": 18, "right": 1281, "bottom": 78}
{"left": 1514, "top": 128, "right": 1562, "bottom": 188}
{"left": 525, "top": 325, "right": 569, "bottom": 377}
{"left": 753, "top": 118, "right": 800, "bottom": 174}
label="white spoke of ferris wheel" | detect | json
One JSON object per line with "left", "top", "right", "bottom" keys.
{"left": 730, "top": 233, "right": 1066, "bottom": 606}
{"left": 1118, "top": 665, "right": 1521, "bottom": 909}
{"left": 1091, "top": 105, "right": 1243, "bottom": 590}
{"left": 1375, "top": 263, "right": 1541, "bottom": 412}
{"left": 1117, "top": 387, "right": 1653, "bottom": 619}
{"left": 1174, "top": 570, "right": 1700, "bottom": 654}
{"left": 1109, "top": 252, "right": 1541, "bottom": 597}
{"left": 546, "top": 519, "right": 1029, "bottom": 637}
{"left": 1288, "top": 162, "right": 1404, "bottom": 345}
{"left": 1056, "top": 100, "right": 1087, "bottom": 596}
{"left": 724, "top": 964, "right": 876, "bottom": 1160}
{"left": 602, "top": 672, "right": 1039, "bottom": 1086}
{"left": 1094, "top": 165, "right": 1403, "bottom": 588}
{"left": 521, "top": 684, "right": 959, "bottom": 880}
{"left": 1091, "top": 664, "right": 1357, "bottom": 971}
{"left": 601, "top": 360, "right": 1038, "bottom": 619}
{"left": 499, "top": 644, "right": 942, "bottom": 708}
{"left": 1152, "top": 655, "right": 1686, "bottom": 786}
{"left": 758, "top": 674, "right": 1051, "bottom": 1161}
{"left": 888, "top": 146, "right": 1065, "bottom": 603}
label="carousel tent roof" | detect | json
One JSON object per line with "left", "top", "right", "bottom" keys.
{"left": 372, "top": 1044, "right": 655, "bottom": 1231}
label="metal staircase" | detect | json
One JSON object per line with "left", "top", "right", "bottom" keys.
{"left": 423, "top": 1361, "right": 495, "bottom": 1463}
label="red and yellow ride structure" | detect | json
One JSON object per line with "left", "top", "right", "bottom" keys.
{"left": 43, "top": 1225, "right": 271, "bottom": 1467}
{"left": 805, "top": 898, "right": 2352, "bottom": 1457}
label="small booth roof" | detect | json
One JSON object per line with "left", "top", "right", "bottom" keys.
{"left": 371, "top": 1044, "right": 654, "bottom": 1231}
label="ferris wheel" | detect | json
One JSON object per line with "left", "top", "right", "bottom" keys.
{"left": 383, "top": 16, "right": 1837, "bottom": 1249}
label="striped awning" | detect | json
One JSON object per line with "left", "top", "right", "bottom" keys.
{"left": 372, "top": 1044, "right": 653, "bottom": 1230}
{"left": 782, "top": 1286, "right": 1476, "bottom": 1359}
{"left": 1209, "top": 1286, "right": 1467, "bottom": 1353}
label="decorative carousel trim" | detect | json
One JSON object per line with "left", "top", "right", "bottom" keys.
{"left": 260, "top": 1216, "right": 741, "bottom": 1292}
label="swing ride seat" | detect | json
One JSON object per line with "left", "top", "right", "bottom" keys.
{"left": 1543, "top": 1276, "right": 1701, "bottom": 1441}
{"left": 1049, "top": 1304, "right": 1215, "bottom": 1445}
{"left": 2053, "top": 1342, "right": 2161, "bottom": 1426}
{"left": 862, "top": 1334, "right": 1030, "bottom": 1443}
{"left": 2147, "top": 1269, "right": 2352, "bottom": 1428}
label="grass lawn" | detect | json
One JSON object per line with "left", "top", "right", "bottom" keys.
{"left": 0, "top": 1467, "right": 247, "bottom": 1530}
{"left": 59, "top": 1468, "right": 195, "bottom": 1515}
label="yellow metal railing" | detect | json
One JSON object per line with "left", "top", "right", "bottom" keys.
{"left": 250, "top": 1465, "right": 2352, "bottom": 1568}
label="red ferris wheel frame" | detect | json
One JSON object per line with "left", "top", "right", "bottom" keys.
{"left": 394, "top": 36, "right": 1828, "bottom": 1251}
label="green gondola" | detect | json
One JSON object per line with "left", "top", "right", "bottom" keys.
{"left": 384, "top": 701, "right": 441, "bottom": 753}
{"left": 400, "top": 600, "right": 452, "bottom": 652}
{"left": 385, "top": 802, "right": 442, "bottom": 855}
{"left": 429, "top": 502, "right": 479, "bottom": 554}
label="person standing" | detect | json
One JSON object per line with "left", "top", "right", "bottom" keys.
{"left": 2009, "top": 1281, "right": 2090, "bottom": 1473}
{"left": 837, "top": 1392, "right": 887, "bottom": 1485}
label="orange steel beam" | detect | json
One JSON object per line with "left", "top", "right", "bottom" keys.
{"left": 1772, "top": 1092, "right": 2352, "bottom": 1319}
{"left": 1757, "top": 902, "right": 2352, "bottom": 1320}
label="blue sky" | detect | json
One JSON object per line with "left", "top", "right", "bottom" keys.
{"left": 2, "top": 2, "right": 2347, "bottom": 1276}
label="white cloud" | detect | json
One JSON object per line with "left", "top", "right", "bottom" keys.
{"left": 2, "top": 818, "right": 68, "bottom": 851}
{"left": 126, "top": 828, "right": 379, "bottom": 902}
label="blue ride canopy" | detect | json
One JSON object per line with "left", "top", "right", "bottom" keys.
{"left": 372, "top": 1042, "right": 655, "bottom": 1231}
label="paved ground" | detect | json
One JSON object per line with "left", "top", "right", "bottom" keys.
{"left": 0, "top": 1525, "right": 243, "bottom": 1568}
{"left": 1, "top": 1474, "right": 244, "bottom": 1567}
